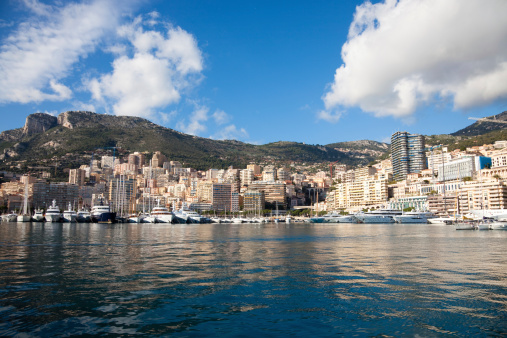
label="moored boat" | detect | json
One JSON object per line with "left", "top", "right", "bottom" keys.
{"left": 45, "top": 200, "right": 62, "bottom": 223}
{"left": 32, "top": 208, "right": 45, "bottom": 222}
{"left": 62, "top": 203, "right": 77, "bottom": 223}
{"left": 76, "top": 208, "right": 91, "bottom": 223}
{"left": 91, "top": 196, "right": 116, "bottom": 224}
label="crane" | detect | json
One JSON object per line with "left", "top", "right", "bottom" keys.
{"left": 329, "top": 160, "right": 340, "bottom": 178}
{"left": 90, "top": 146, "right": 118, "bottom": 174}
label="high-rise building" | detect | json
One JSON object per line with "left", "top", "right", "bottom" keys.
{"left": 212, "top": 183, "right": 239, "bottom": 212}
{"left": 243, "top": 190, "right": 265, "bottom": 211}
{"left": 152, "top": 151, "right": 167, "bottom": 168}
{"left": 69, "top": 169, "right": 86, "bottom": 186}
{"left": 391, "top": 131, "right": 427, "bottom": 181}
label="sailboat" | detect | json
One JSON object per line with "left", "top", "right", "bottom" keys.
{"left": 17, "top": 178, "right": 31, "bottom": 222}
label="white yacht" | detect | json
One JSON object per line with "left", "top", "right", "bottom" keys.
{"left": 427, "top": 216, "right": 457, "bottom": 225}
{"left": 337, "top": 215, "right": 359, "bottom": 223}
{"left": 2, "top": 213, "right": 18, "bottom": 222}
{"left": 45, "top": 200, "right": 62, "bottom": 223}
{"left": 393, "top": 211, "right": 436, "bottom": 224}
{"left": 17, "top": 214, "right": 31, "bottom": 222}
{"left": 128, "top": 213, "right": 147, "bottom": 223}
{"left": 150, "top": 201, "right": 174, "bottom": 223}
{"left": 62, "top": 203, "right": 77, "bottom": 223}
{"left": 320, "top": 212, "right": 342, "bottom": 223}
{"left": 174, "top": 208, "right": 204, "bottom": 223}
{"left": 32, "top": 208, "right": 45, "bottom": 222}
{"left": 91, "top": 196, "right": 116, "bottom": 223}
{"left": 76, "top": 208, "right": 91, "bottom": 223}
{"left": 354, "top": 209, "right": 402, "bottom": 224}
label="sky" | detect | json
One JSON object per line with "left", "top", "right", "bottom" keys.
{"left": 1, "top": 0, "right": 507, "bottom": 146}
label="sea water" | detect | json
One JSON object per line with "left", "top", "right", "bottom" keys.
{"left": 1, "top": 222, "right": 506, "bottom": 336}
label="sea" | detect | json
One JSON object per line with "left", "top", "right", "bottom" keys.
{"left": 1, "top": 222, "right": 506, "bottom": 337}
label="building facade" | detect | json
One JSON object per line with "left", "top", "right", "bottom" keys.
{"left": 391, "top": 131, "right": 427, "bottom": 181}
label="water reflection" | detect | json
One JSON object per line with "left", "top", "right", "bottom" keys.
{"left": 0, "top": 222, "right": 506, "bottom": 336}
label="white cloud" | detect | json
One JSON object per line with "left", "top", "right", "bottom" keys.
{"left": 212, "top": 124, "right": 249, "bottom": 141}
{"left": 317, "top": 110, "right": 342, "bottom": 123}
{"left": 89, "top": 16, "right": 203, "bottom": 119}
{"left": 323, "top": 0, "right": 507, "bottom": 119}
{"left": 176, "top": 104, "right": 209, "bottom": 135}
{"left": 0, "top": 0, "right": 123, "bottom": 104}
{"left": 212, "top": 109, "right": 230, "bottom": 125}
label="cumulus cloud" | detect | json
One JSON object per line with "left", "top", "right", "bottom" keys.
{"left": 322, "top": 0, "right": 507, "bottom": 120}
{"left": 212, "top": 125, "right": 249, "bottom": 141}
{"left": 0, "top": 0, "right": 122, "bottom": 104}
{"left": 89, "top": 16, "right": 203, "bottom": 118}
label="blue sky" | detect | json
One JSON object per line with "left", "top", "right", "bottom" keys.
{"left": 1, "top": 0, "right": 507, "bottom": 146}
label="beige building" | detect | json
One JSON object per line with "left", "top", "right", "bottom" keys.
{"left": 69, "top": 168, "right": 86, "bottom": 186}
{"left": 326, "top": 166, "right": 389, "bottom": 212}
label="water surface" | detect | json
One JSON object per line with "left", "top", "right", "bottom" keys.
{"left": 1, "top": 223, "right": 506, "bottom": 336}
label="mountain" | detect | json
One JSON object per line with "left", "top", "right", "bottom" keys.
{"left": 325, "top": 140, "right": 389, "bottom": 162}
{"left": 452, "top": 111, "right": 507, "bottom": 136}
{"left": 0, "top": 111, "right": 383, "bottom": 174}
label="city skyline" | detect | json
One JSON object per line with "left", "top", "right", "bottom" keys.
{"left": 1, "top": 0, "right": 507, "bottom": 145}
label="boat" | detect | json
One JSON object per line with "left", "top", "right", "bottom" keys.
{"left": 32, "top": 208, "right": 45, "bottom": 222}
{"left": 173, "top": 207, "right": 204, "bottom": 223}
{"left": 427, "top": 216, "right": 457, "bottom": 225}
{"left": 91, "top": 196, "right": 116, "bottom": 224}
{"left": 337, "top": 215, "right": 359, "bottom": 223}
{"left": 490, "top": 221, "right": 507, "bottom": 230}
{"left": 17, "top": 179, "right": 31, "bottom": 222}
{"left": 354, "top": 209, "right": 402, "bottom": 224}
{"left": 127, "top": 213, "right": 146, "bottom": 223}
{"left": 76, "top": 208, "right": 91, "bottom": 223}
{"left": 17, "top": 214, "right": 31, "bottom": 222}
{"left": 62, "top": 203, "right": 77, "bottom": 223}
{"left": 320, "top": 212, "right": 342, "bottom": 223}
{"left": 150, "top": 201, "right": 174, "bottom": 223}
{"left": 45, "top": 200, "right": 62, "bottom": 223}
{"left": 393, "top": 211, "right": 436, "bottom": 224}
{"left": 454, "top": 221, "right": 492, "bottom": 230}
{"left": 1, "top": 213, "right": 18, "bottom": 222}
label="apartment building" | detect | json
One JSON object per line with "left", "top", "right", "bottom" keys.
{"left": 391, "top": 131, "right": 427, "bottom": 181}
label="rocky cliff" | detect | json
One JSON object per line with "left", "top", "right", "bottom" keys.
{"left": 22, "top": 113, "right": 58, "bottom": 136}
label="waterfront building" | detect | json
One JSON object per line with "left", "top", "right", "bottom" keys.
{"left": 249, "top": 181, "right": 286, "bottom": 207}
{"left": 326, "top": 167, "right": 389, "bottom": 212}
{"left": 457, "top": 179, "right": 507, "bottom": 212}
{"left": 108, "top": 176, "right": 137, "bottom": 215}
{"left": 389, "top": 196, "right": 428, "bottom": 211}
{"left": 212, "top": 183, "right": 239, "bottom": 212}
{"left": 391, "top": 131, "right": 427, "bottom": 181}
{"left": 243, "top": 190, "right": 265, "bottom": 212}
{"left": 32, "top": 182, "right": 79, "bottom": 210}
